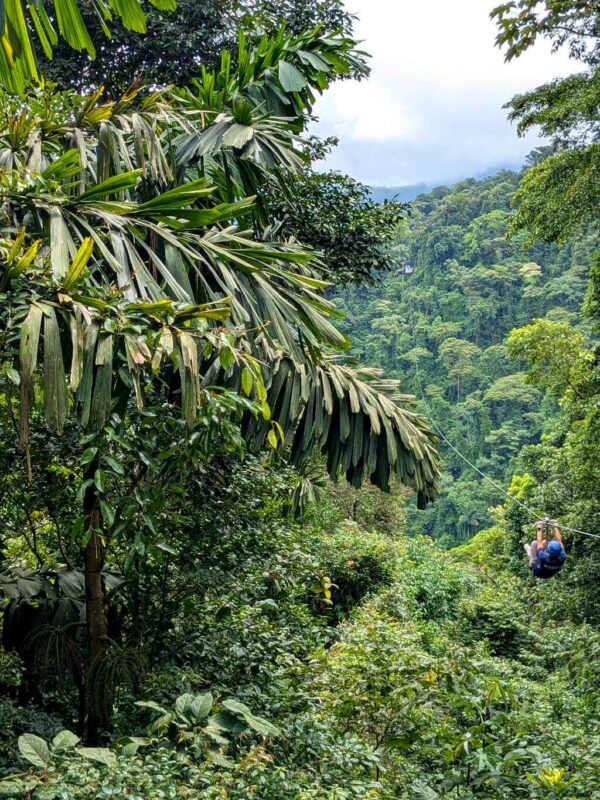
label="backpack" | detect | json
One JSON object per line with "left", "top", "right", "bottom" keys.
{"left": 532, "top": 551, "right": 565, "bottom": 579}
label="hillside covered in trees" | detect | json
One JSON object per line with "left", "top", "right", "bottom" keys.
{"left": 2, "top": 0, "right": 600, "bottom": 797}
{"left": 336, "top": 168, "right": 595, "bottom": 544}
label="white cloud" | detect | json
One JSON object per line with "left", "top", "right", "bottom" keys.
{"left": 317, "top": 80, "right": 417, "bottom": 142}
{"left": 310, "top": 0, "right": 576, "bottom": 185}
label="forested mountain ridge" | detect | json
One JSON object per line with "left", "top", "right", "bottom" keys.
{"left": 336, "top": 170, "right": 596, "bottom": 544}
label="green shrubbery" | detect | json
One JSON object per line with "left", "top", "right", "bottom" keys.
{"left": 1, "top": 478, "right": 598, "bottom": 800}
{"left": 306, "top": 522, "right": 399, "bottom": 621}
{"left": 399, "top": 536, "right": 470, "bottom": 621}
{"left": 4, "top": 509, "right": 600, "bottom": 798}
{"left": 457, "top": 580, "right": 532, "bottom": 658}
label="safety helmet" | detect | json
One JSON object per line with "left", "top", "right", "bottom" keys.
{"left": 548, "top": 540, "right": 563, "bottom": 556}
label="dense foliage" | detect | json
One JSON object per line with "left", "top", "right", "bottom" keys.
{"left": 2, "top": 0, "right": 600, "bottom": 797}
{"left": 38, "top": 0, "right": 358, "bottom": 95}
{"left": 3, "top": 479, "right": 600, "bottom": 798}
{"left": 334, "top": 169, "right": 596, "bottom": 544}
{"left": 0, "top": 2, "right": 439, "bottom": 751}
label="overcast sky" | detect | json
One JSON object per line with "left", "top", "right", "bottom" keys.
{"left": 310, "top": 0, "right": 575, "bottom": 187}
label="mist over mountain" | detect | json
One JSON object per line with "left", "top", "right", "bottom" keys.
{"left": 369, "top": 183, "right": 437, "bottom": 203}
{"left": 369, "top": 164, "right": 524, "bottom": 203}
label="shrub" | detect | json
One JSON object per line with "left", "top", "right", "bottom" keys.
{"left": 306, "top": 522, "right": 399, "bottom": 621}
{"left": 457, "top": 585, "right": 531, "bottom": 659}
{"left": 451, "top": 526, "right": 507, "bottom": 570}
{"left": 398, "top": 536, "right": 470, "bottom": 621}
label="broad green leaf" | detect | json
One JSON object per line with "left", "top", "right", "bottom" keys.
{"left": 278, "top": 60, "right": 307, "bottom": 92}
{"left": 221, "top": 123, "right": 255, "bottom": 149}
{"left": 51, "top": 730, "right": 80, "bottom": 753}
{"left": 142, "top": 513, "right": 157, "bottom": 535}
{"left": 61, "top": 237, "right": 94, "bottom": 293}
{"left": 156, "top": 541, "right": 177, "bottom": 555}
{"left": 76, "top": 170, "right": 143, "bottom": 203}
{"left": 134, "top": 700, "right": 167, "bottom": 715}
{"left": 117, "top": 736, "right": 150, "bottom": 756}
{"left": 81, "top": 447, "right": 98, "bottom": 465}
{"left": 175, "top": 693, "right": 195, "bottom": 718}
{"left": 77, "top": 747, "right": 116, "bottom": 768}
{"left": 7, "top": 226, "right": 26, "bottom": 263}
{"left": 103, "top": 455, "right": 125, "bottom": 475}
{"left": 209, "top": 711, "right": 246, "bottom": 734}
{"left": 221, "top": 699, "right": 280, "bottom": 737}
{"left": 219, "top": 346, "right": 235, "bottom": 370}
{"left": 42, "top": 148, "right": 81, "bottom": 182}
{"left": 94, "top": 468, "right": 105, "bottom": 493}
{"left": 76, "top": 478, "right": 94, "bottom": 504}
{"left": 133, "top": 179, "right": 214, "bottom": 213}
{"left": 4, "top": 366, "right": 20, "bottom": 385}
{"left": 190, "top": 693, "right": 213, "bottom": 722}
{"left": 241, "top": 366, "right": 253, "bottom": 396}
{"left": 18, "top": 734, "right": 51, "bottom": 768}
{"left": 99, "top": 499, "right": 115, "bottom": 527}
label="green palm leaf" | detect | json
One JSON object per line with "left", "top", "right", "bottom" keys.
{"left": 209, "top": 345, "right": 440, "bottom": 504}
{"left": 0, "top": 30, "right": 440, "bottom": 502}
{"left": 0, "top": 0, "right": 179, "bottom": 94}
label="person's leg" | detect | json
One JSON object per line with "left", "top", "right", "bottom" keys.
{"left": 528, "top": 540, "right": 538, "bottom": 566}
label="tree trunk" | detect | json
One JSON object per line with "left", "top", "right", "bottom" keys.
{"left": 83, "top": 458, "right": 108, "bottom": 743}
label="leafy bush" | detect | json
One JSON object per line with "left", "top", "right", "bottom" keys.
{"left": 456, "top": 579, "right": 532, "bottom": 658}
{"left": 306, "top": 522, "right": 399, "bottom": 621}
{"left": 0, "top": 698, "right": 62, "bottom": 771}
{"left": 451, "top": 526, "right": 507, "bottom": 570}
{"left": 0, "top": 653, "right": 62, "bottom": 769}
{"left": 398, "top": 536, "right": 470, "bottom": 621}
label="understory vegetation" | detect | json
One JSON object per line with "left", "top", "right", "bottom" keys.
{"left": 2, "top": 0, "right": 600, "bottom": 797}
{"left": 3, "top": 477, "right": 600, "bottom": 798}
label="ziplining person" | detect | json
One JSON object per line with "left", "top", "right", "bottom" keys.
{"left": 525, "top": 519, "right": 567, "bottom": 579}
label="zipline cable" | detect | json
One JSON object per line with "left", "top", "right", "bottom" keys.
{"left": 413, "top": 359, "right": 600, "bottom": 541}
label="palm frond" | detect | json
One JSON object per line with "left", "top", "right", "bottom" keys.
{"left": 206, "top": 345, "right": 440, "bottom": 504}
{"left": 0, "top": 0, "right": 177, "bottom": 94}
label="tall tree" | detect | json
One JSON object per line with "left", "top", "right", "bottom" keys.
{"left": 492, "top": 0, "right": 600, "bottom": 242}
{"left": 0, "top": 26, "right": 440, "bottom": 738}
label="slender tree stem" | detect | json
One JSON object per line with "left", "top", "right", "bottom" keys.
{"left": 83, "top": 455, "right": 108, "bottom": 743}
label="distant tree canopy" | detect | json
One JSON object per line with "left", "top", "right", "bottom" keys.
{"left": 333, "top": 169, "right": 595, "bottom": 544}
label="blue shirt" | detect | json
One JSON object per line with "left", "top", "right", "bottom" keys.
{"left": 532, "top": 547, "right": 566, "bottom": 579}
